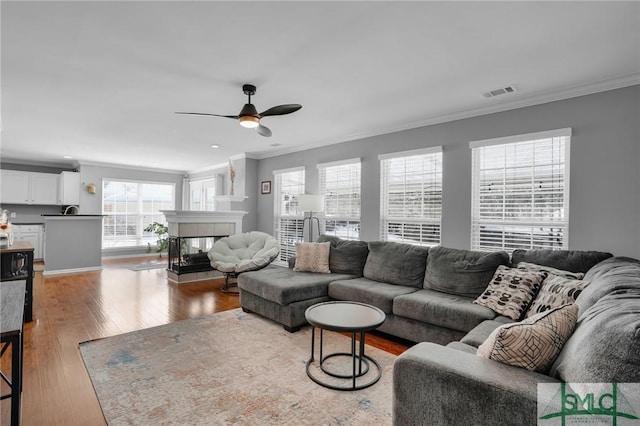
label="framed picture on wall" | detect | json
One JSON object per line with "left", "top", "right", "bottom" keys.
{"left": 261, "top": 180, "right": 271, "bottom": 195}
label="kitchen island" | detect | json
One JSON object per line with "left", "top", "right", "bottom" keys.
{"left": 42, "top": 215, "right": 103, "bottom": 275}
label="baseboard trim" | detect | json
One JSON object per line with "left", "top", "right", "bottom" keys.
{"left": 43, "top": 266, "right": 103, "bottom": 276}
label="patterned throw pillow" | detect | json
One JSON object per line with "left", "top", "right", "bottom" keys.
{"left": 293, "top": 242, "right": 331, "bottom": 273}
{"left": 477, "top": 304, "right": 579, "bottom": 372}
{"left": 516, "top": 262, "right": 585, "bottom": 280}
{"left": 473, "top": 265, "right": 547, "bottom": 320}
{"left": 525, "top": 275, "right": 589, "bottom": 318}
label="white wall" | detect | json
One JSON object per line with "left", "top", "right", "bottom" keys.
{"left": 255, "top": 85, "right": 640, "bottom": 258}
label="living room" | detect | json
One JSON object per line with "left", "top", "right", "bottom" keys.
{"left": 1, "top": 1, "right": 639, "bottom": 425}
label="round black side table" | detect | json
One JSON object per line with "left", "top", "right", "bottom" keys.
{"left": 304, "top": 301, "right": 386, "bottom": 391}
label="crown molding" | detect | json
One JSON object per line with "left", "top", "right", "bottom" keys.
{"left": 78, "top": 160, "right": 187, "bottom": 175}
{"left": 249, "top": 74, "right": 640, "bottom": 160}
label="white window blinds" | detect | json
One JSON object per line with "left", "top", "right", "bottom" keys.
{"left": 273, "top": 167, "right": 305, "bottom": 264}
{"left": 317, "top": 159, "right": 361, "bottom": 240}
{"left": 379, "top": 147, "right": 442, "bottom": 246}
{"left": 470, "top": 128, "right": 571, "bottom": 251}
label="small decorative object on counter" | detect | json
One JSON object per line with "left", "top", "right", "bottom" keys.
{"left": 0, "top": 209, "right": 13, "bottom": 248}
{"left": 229, "top": 159, "right": 236, "bottom": 196}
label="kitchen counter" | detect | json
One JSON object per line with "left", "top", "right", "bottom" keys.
{"left": 42, "top": 215, "right": 103, "bottom": 275}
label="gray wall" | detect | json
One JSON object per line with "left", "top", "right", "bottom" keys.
{"left": 256, "top": 85, "right": 640, "bottom": 259}
{"left": 79, "top": 164, "right": 185, "bottom": 257}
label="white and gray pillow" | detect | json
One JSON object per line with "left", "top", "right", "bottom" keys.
{"left": 473, "top": 265, "right": 547, "bottom": 320}
{"left": 477, "top": 303, "right": 579, "bottom": 372}
{"left": 525, "top": 275, "right": 589, "bottom": 318}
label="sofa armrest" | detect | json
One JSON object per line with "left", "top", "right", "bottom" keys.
{"left": 393, "top": 342, "right": 560, "bottom": 426}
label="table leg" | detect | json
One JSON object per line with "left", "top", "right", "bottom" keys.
{"left": 11, "top": 333, "right": 21, "bottom": 426}
{"left": 309, "top": 326, "right": 315, "bottom": 362}
{"left": 351, "top": 332, "right": 356, "bottom": 389}
{"left": 359, "top": 331, "right": 365, "bottom": 375}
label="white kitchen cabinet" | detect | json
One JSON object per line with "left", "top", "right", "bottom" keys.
{"left": 58, "top": 171, "right": 80, "bottom": 205}
{"left": 0, "top": 170, "right": 30, "bottom": 203}
{"left": 0, "top": 170, "right": 59, "bottom": 205}
{"left": 13, "top": 224, "right": 45, "bottom": 259}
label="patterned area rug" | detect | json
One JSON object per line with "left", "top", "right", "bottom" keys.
{"left": 79, "top": 309, "right": 396, "bottom": 425}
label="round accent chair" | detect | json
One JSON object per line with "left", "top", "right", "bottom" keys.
{"left": 208, "top": 231, "right": 280, "bottom": 293}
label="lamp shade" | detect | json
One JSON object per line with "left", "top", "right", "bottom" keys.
{"left": 298, "top": 194, "right": 324, "bottom": 212}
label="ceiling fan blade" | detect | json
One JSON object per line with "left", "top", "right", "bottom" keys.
{"left": 259, "top": 104, "right": 302, "bottom": 117}
{"left": 256, "top": 124, "right": 272, "bottom": 137}
{"left": 175, "top": 112, "right": 239, "bottom": 119}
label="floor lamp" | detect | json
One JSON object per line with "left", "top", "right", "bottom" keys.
{"left": 298, "top": 194, "right": 324, "bottom": 242}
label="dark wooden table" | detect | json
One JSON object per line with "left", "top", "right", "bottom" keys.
{"left": 1, "top": 241, "right": 34, "bottom": 322}
{"left": 1, "top": 280, "right": 25, "bottom": 426}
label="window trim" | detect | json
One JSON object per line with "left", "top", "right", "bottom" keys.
{"left": 469, "top": 128, "right": 571, "bottom": 251}
{"left": 317, "top": 158, "right": 361, "bottom": 240}
{"left": 272, "top": 167, "right": 305, "bottom": 265}
{"left": 101, "top": 178, "right": 176, "bottom": 250}
{"left": 379, "top": 146, "right": 443, "bottom": 246}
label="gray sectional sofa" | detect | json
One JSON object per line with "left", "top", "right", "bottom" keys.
{"left": 394, "top": 256, "right": 640, "bottom": 425}
{"left": 238, "top": 235, "right": 640, "bottom": 425}
{"left": 238, "top": 236, "right": 518, "bottom": 341}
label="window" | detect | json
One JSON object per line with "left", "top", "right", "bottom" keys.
{"left": 102, "top": 180, "right": 175, "bottom": 248}
{"left": 379, "top": 147, "right": 442, "bottom": 246}
{"left": 470, "top": 128, "right": 571, "bottom": 251}
{"left": 189, "top": 178, "right": 216, "bottom": 211}
{"left": 318, "top": 159, "right": 361, "bottom": 240}
{"left": 273, "top": 167, "right": 305, "bottom": 264}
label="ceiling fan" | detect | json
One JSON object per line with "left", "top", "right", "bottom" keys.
{"left": 176, "top": 84, "right": 302, "bottom": 137}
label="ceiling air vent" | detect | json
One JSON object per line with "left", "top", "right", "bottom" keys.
{"left": 482, "top": 85, "right": 518, "bottom": 98}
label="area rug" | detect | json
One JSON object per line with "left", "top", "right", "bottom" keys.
{"left": 79, "top": 309, "right": 396, "bottom": 425}
{"left": 126, "top": 261, "right": 166, "bottom": 271}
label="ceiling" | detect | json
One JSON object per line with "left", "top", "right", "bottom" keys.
{"left": 2, "top": 1, "right": 639, "bottom": 174}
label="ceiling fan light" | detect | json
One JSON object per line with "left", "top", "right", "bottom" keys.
{"left": 239, "top": 115, "right": 260, "bottom": 128}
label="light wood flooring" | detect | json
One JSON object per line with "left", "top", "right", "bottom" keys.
{"left": 1, "top": 257, "right": 412, "bottom": 425}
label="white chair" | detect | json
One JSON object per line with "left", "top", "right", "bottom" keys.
{"left": 208, "top": 231, "right": 280, "bottom": 293}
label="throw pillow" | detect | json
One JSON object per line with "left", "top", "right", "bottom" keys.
{"left": 293, "top": 242, "right": 331, "bottom": 273}
{"left": 477, "top": 303, "right": 579, "bottom": 372}
{"left": 473, "top": 265, "right": 546, "bottom": 320}
{"left": 516, "top": 262, "right": 585, "bottom": 280}
{"left": 525, "top": 275, "right": 589, "bottom": 318}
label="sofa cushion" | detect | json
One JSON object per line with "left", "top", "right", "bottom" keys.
{"left": 460, "top": 320, "right": 508, "bottom": 348}
{"left": 328, "top": 277, "right": 418, "bottom": 313}
{"left": 393, "top": 289, "right": 497, "bottom": 333}
{"left": 238, "top": 267, "right": 356, "bottom": 305}
{"left": 293, "top": 242, "right": 331, "bottom": 273}
{"left": 423, "top": 246, "right": 509, "bottom": 297}
{"left": 317, "top": 235, "right": 369, "bottom": 276}
{"left": 363, "top": 241, "right": 428, "bottom": 288}
{"left": 550, "top": 257, "right": 640, "bottom": 383}
{"left": 580, "top": 256, "right": 640, "bottom": 311}
{"left": 525, "top": 275, "right": 589, "bottom": 318}
{"left": 473, "top": 266, "right": 547, "bottom": 320}
{"left": 510, "top": 249, "right": 613, "bottom": 274}
{"left": 477, "top": 304, "right": 579, "bottom": 372}
{"left": 516, "top": 262, "right": 585, "bottom": 280}
{"left": 446, "top": 341, "right": 477, "bottom": 354}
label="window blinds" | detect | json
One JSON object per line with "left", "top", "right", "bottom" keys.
{"left": 379, "top": 147, "right": 442, "bottom": 246}
{"left": 317, "top": 159, "right": 361, "bottom": 240}
{"left": 470, "top": 129, "right": 571, "bottom": 251}
{"left": 273, "top": 167, "right": 305, "bottom": 263}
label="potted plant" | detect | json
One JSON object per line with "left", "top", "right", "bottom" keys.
{"left": 144, "top": 222, "right": 169, "bottom": 257}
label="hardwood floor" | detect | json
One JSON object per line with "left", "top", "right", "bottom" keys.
{"left": 1, "top": 258, "right": 412, "bottom": 425}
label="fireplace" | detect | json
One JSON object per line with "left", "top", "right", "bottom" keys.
{"left": 161, "top": 210, "right": 247, "bottom": 283}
